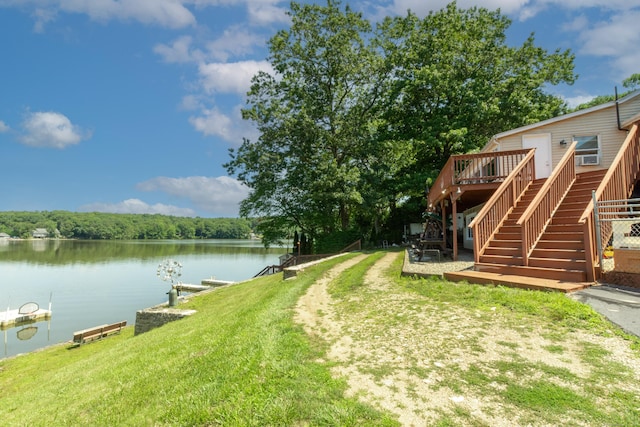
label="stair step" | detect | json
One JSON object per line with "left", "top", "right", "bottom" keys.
{"left": 494, "top": 232, "right": 521, "bottom": 240}
{"left": 553, "top": 208, "right": 585, "bottom": 218}
{"left": 528, "top": 257, "right": 586, "bottom": 270}
{"left": 535, "top": 240, "right": 583, "bottom": 250}
{"left": 479, "top": 254, "right": 523, "bottom": 265}
{"left": 550, "top": 216, "right": 580, "bottom": 225}
{"left": 544, "top": 224, "right": 583, "bottom": 233}
{"left": 500, "top": 225, "right": 521, "bottom": 233}
{"left": 571, "top": 182, "right": 600, "bottom": 190}
{"left": 530, "top": 248, "right": 585, "bottom": 259}
{"left": 484, "top": 247, "right": 521, "bottom": 257}
{"left": 540, "top": 232, "right": 582, "bottom": 240}
{"left": 475, "top": 263, "right": 587, "bottom": 282}
{"left": 576, "top": 170, "right": 607, "bottom": 179}
{"left": 490, "top": 239, "right": 522, "bottom": 248}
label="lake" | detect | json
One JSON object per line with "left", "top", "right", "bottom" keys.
{"left": 0, "top": 239, "right": 288, "bottom": 359}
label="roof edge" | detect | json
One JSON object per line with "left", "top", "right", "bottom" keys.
{"left": 492, "top": 90, "right": 640, "bottom": 140}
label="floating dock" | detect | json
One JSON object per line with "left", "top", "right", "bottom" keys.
{"left": 174, "top": 278, "right": 235, "bottom": 294}
{"left": 0, "top": 308, "right": 52, "bottom": 330}
{"left": 200, "top": 278, "right": 235, "bottom": 287}
{"left": 175, "top": 283, "right": 211, "bottom": 293}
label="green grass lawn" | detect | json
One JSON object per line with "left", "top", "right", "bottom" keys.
{"left": 0, "top": 253, "right": 395, "bottom": 426}
{"left": 1, "top": 250, "right": 639, "bottom": 426}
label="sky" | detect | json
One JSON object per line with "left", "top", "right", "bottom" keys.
{"left": 1, "top": 0, "right": 639, "bottom": 218}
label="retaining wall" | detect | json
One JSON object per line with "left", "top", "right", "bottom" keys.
{"left": 134, "top": 306, "right": 196, "bottom": 335}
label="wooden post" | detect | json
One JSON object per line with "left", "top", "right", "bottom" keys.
{"left": 452, "top": 197, "right": 458, "bottom": 261}
{"left": 440, "top": 199, "right": 447, "bottom": 250}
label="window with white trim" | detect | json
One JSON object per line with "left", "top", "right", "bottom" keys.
{"left": 574, "top": 135, "right": 600, "bottom": 165}
{"left": 465, "top": 213, "right": 476, "bottom": 240}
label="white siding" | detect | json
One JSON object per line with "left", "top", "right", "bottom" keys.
{"left": 493, "top": 96, "right": 640, "bottom": 172}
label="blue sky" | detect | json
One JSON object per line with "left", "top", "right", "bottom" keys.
{"left": 1, "top": 0, "right": 638, "bottom": 218}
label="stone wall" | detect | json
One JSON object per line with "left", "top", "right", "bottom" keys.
{"left": 134, "top": 306, "right": 196, "bottom": 335}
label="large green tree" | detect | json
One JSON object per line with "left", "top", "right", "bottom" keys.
{"left": 226, "top": 0, "right": 405, "bottom": 246}
{"left": 227, "top": 1, "right": 576, "bottom": 247}
{"left": 378, "top": 3, "right": 576, "bottom": 195}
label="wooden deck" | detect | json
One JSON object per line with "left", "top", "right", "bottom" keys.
{"left": 443, "top": 270, "right": 592, "bottom": 293}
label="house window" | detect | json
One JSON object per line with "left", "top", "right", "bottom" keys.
{"left": 465, "top": 213, "right": 476, "bottom": 240}
{"left": 575, "top": 135, "right": 600, "bottom": 165}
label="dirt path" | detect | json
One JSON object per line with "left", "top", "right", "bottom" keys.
{"left": 294, "top": 252, "right": 640, "bottom": 426}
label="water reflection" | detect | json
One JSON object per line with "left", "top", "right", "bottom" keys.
{"left": 17, "top": 326, "right": 39, "bottom": 341}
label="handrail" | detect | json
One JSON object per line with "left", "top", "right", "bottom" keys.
{"left": 468, "top": 149, "right": 536, "bottom": 263}
{"left": 517, "top": 141, "right": 577, "bottom": 264}
{"left": 339, "top": 239, "right": 362, "bottom": 253}
{"left": 428, "top": 149, "right": 531, "bottom": 208}
{"left": 253, "top": 239, "right": 361, "bottom": 278}
{"left": 578, "top": 123, "right": 640, "bottom": 281}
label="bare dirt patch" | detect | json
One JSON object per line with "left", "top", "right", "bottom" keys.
{"left": 294, "top": 252, "right": 640, "bottom": 426}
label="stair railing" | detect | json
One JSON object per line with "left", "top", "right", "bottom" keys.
{"left": 517, "top": 141, "right": 577, "bottom": 265}
{"left": 468, "top": 149, "right": 536, "bottom": 263}
{"left": 579, "top": 123, "right": 640, "bottom": 281}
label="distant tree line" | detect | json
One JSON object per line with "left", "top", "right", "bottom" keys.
{"left": 0, "top": 211, "right": 254, "bottom": 240}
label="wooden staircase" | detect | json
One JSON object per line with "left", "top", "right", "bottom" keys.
{"left": 440, "top": 123, "right": 640, "bottom": 291}
{"left": 470, "top": 170, "right": 606, "bottom": 284}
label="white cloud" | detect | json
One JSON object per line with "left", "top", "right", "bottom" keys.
{"left": 189, "top": 107, "right": 233, "bottom": 138}
{"left": 386, "top": 0, "right": 529, "bottom": 17}
{"left": 563, "top": 94, "right": 597, "bottom": 109}
{"left": 180, "top": 94, "right": 202, "bottom": 111}
{"left": 562, "top": 14, "right": 589, "bottom": 32}
{"left": 380, "top": 0, "right": 640, "bottom": 21}
{"left": 535, "top": 0, "right": 640, "bottom": 10}
{"left": 4, "top": 0, "right": 197, "bottom": 30}
{"left": 80, "top": 198, "right": 196, "bottom": 216}
{"left": 189, "top": 104, "right": 258, "bottom": 143}
{"left": 205, "top": 26, "right": 263, "bottom": 62}
{"left": 198, "top": 60, "right": 273, "bottom": 95}
{"left": 59, "top": 0, "right": 196, "bottom": 29}
{"left": 19, "top": 111, "right": 90, "bottom": 149}
{"left": 137, "top": 175, "right": 249, "bottom": 216}
{"left": 246, "top": 1, "right": 289, "bottom": 25}
{"left": 154, "top": 35, "right": 203, "bottom": 64}
{"left": 155, "top": 28, "right": 264, "bottom": 64}
{"left": 0, "top": 120, "right": 9, "bottom": 132}
{"left": 32, "top": 7, "right": 57, "bottom": 33}
{"left": 577, "top": 10, "right": 640, "bottom": 81}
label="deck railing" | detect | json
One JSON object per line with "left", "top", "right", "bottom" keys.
{"left": 468, "top": 149, "right": 536, "bottom": 262}
{"left": 579, "top": 123, "right": 640, "bottom": 281}
{"left": 428, "top": 149, "right": 531, "bottom": 208}
{"left": 517, "top": 142, "right": 577, "bottom": 264}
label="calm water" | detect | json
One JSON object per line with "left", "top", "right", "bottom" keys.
{"left": 0, "top": 239, "right": 287, "bottom": 359}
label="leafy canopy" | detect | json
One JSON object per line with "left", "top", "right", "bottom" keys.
{"left": 226, "top": 1, "right": 576, "bottom": 248}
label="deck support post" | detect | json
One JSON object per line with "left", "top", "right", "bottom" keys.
{"left": 452, "top": 197, "right": 458, "bottom": 261}
{"left": 440, "top": 199, "right": 447, "bottom": 250}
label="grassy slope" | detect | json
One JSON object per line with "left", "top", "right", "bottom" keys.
{"left": 1, "top": 250, "right": 639, "bottom": 426}
{"left": 0, "top": 253, "right": 395, "bottom": 426}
